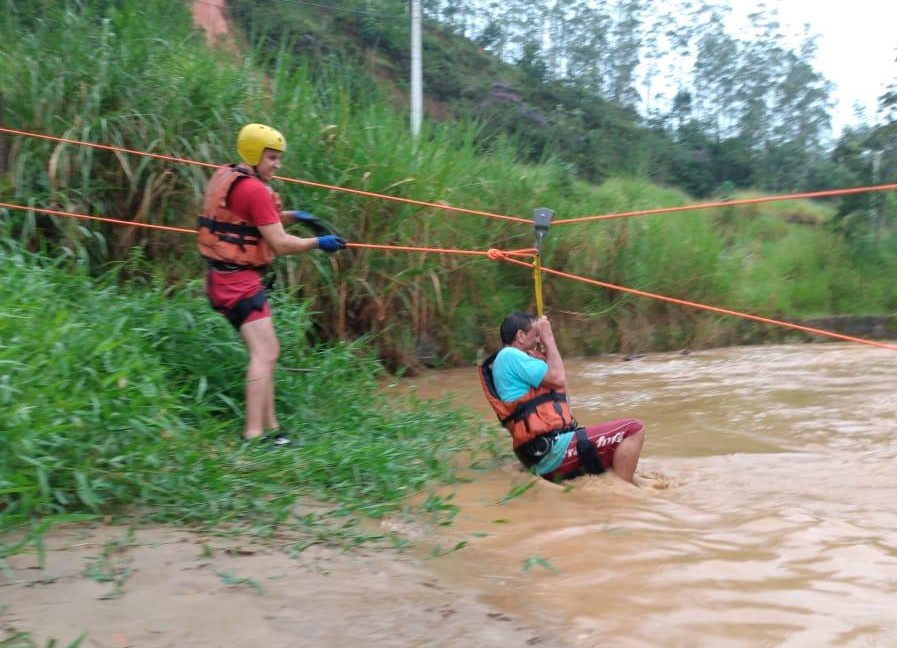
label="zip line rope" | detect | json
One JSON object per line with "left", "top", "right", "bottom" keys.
{"left": 5, "top": 126, "right": 896, "bottom": 226}
{"left": 3, "top": 127, "right": 897, "bottom": 353}
{"left": 0, "top": 202, "right": 197, "bottom": 235}
{"left": 2, "top": 199, "right": 895, "bottom": 352}
{"left": 0, "top": 202, "right": 538, "bottom": 257}
{"left": 0, "top": 127, "right": 529, "bottom": 224}
{"left": 487, "top": 250, "right": 897, "bottom": 353}
{"left": 554, "top": 184, "right": 897, "bottom": 225}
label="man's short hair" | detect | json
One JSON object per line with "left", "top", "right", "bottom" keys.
{"left": 500, "top": 311, "right": 535, "bottom": 345}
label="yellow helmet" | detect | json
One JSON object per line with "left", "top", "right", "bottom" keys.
{"left": 236, "top": 123, "right": 286, "bottom": 166}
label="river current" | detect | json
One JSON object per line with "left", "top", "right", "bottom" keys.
{"left": 398, "top": 343, "right": 897, "bottom": 647}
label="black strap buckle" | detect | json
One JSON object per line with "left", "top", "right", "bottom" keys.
{"left": 206, "top": 259, "right": 244, "bottom": 272}
{"left": 514, "top": 431, "right": 559, "bottom": 467}
{"left": 574, "top": 427, "right": 605, "bottom": 475}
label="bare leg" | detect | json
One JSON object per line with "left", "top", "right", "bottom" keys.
{"left": 239, "top": 317, "right": 280, "bottom": 439}
{"left": 610, "top": 429, "right": 645, "bottom": 483}
{"left": 264, "top": 370, "right": 278, "bottom": 431}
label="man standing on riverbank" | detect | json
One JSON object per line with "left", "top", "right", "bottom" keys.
{"left": 479, "top": 312, "right": 645, "bottom": 482}
{"left": 198, "top": 123, "right": 347, "bottom": 444}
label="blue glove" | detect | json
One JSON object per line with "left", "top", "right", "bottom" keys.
{"left": 291, "top": 210, "right": 338, "bottom": 237}
{"left": 316, "top": 235, "right": 347, "bottom": 253}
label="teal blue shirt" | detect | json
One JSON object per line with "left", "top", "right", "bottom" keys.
{"left": 492, "top": 347, "right": 572, "bottom": 475}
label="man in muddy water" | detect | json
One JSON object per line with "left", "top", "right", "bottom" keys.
{"left": 479, "top": 312, "right": 645, "bottom": 483}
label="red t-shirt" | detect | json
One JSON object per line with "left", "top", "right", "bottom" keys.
{"left": 227, "top": 175, "right": 281, "bottom": 227}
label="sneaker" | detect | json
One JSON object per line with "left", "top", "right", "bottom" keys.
{"left": 242, "top": 432, "right": 291, "bottom": 446}
{"left": 260, "top": 432, "right": 291, "bottom": 446}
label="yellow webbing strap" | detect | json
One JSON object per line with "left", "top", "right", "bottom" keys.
{"left": 533, "top": 253, "right": 544, "bottom": 317}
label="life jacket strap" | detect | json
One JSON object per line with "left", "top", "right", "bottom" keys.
{"left": 197, "top": 216, "right": 263, "bottom": 252}
{"left": 574, "top": 427, "right": 606, "bottom": 475}
{"left": 500, "top": 391, "right": 567, "bottom": 426}
{"left": 205, "top": 258, "right": 245, "bottom": 272}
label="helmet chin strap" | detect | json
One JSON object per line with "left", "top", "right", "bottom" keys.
{"left": 236, "top": 161, "right": 262, "bottom": 179}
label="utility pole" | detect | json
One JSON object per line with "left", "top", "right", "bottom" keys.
{"left": 410, "top": 0, "right": 422, "bottom": 139}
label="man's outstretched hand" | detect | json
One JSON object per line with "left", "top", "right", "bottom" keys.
{"left": 316, "top": 235, "right": 347, "bottom": 253}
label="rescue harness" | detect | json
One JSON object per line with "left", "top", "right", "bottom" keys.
{"left": 479, "top": 350, "right": 604, "bottom": 476}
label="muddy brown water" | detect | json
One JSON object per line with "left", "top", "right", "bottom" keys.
{"left": 394, "top": 343, "right": 897, "bottom": 648}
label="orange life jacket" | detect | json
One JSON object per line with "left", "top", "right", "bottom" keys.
{"left": 197, "top": 164, "right": 281, "bottom": 268}
{"left": 478, "top": 349, "right": 577, "bottom": 449}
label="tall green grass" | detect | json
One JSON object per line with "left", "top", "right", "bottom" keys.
{"left": 2, "top": 0, "right": 895, "bottom": 368}
{"left": 0, "top": 237, "right": 496, "bottom": 544}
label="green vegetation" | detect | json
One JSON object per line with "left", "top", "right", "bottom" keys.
{"left": 4, "top": 0, "right": 895, "bottom": 369}
{"left": 229, "top": 0, "right": 897, "bottom": 200}
{"left": 1, "top": 0, "right": 896, "bottom": 561}
{"left": 0, "top": 632, "right": 84, "bottom": 648}
{"left": 3, "top": 7, "right": 894, "bottom": 647}
{"left": 0, "top": 236, "right": 499, "bottom": 545}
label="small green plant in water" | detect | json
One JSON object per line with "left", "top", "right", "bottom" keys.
{"left": 522, "top": 556, "right": 559, "bottom": 575}
{"left": 430, "top": 540, "right": 469, "bottom": 557}
{"left": 495, "top": 479, "right": 537, "bottom": 504}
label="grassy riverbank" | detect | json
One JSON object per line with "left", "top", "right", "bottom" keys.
{"left": 0, "top": 238, "right": 501, "bottom": 553}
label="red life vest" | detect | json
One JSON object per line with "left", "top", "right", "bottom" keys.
{"left": 478, "top": 349, "right": 577, "bottom": 449}
{"left": 197, "top": 164, "right": 281, "bottom": 268}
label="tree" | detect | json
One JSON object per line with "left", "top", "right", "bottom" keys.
{"left": 691, "top": 10, "right": 738, "bottom": 139}
{"left": 563, "top": 2, "right": 612, "bottom": 94}
{"left": 762, "top": 34, "right": 832, "bottom": 191}
{"left": 517, "top": 40, "right": 548, "bottom": 84}
{"left": 416, "top": 0, "right": 838, "bottom": 195}
{"left": 606, "top": 0, "right": 644, "bottom": 106}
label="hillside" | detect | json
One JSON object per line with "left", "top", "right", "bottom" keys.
{"left": 213, "top": 0, "right": 897, "bottom": 202}
{"left": 220, "top": 0, "right": 667, "bottom": 189}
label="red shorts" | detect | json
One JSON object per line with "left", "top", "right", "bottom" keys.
{"left": 541, "top": 418, "right": 644, "bottom": 481}
{"left": 205, "top": 268, "right": 271, "bottom": 328}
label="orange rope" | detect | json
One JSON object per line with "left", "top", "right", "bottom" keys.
{"left": 555, "top": 184, "right": 897, "bottom": 225}
{"left": 349, "top": 242, "right": 481, "bottom": 255}
{"left": 0, "top": 127, "right": 529, "bottom": 224}
{"left": 274, "top": 178, "right": 528, "bottom": 223}
{"left": 4, "top": 128, "right": 897, "bottom": 353}
{"left": 4, "top": 200, "right": 896, "bottom": 352}
{"left": 0, "top": 201, "right": 537, "bottom": 257}
{"left": 5, "top": 127, "right": 896, "bottom": 227}
{"left": 486, "top": 250, "right": 897, "bottom": 352}
{"left": 0, "top": 202, "right": 196, "bottom": 235}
